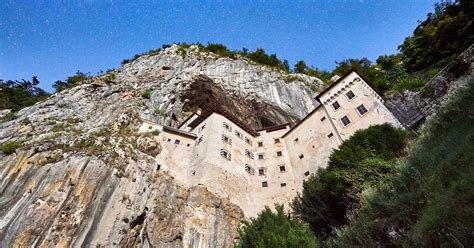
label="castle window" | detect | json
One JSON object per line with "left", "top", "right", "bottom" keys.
{"left": 341, "top": 115, "right": 351, "bottom": 126}
{"left": 332, "top": 101, "right": 341, "bottom": 110}
{"left": 274, "top": 138, "right": 281, "bottom": 144}
{"left": 223, "top": 122, "right": 231, "bottom": 131}
{"left": 346, "top": 90, "right": 356, "bottom": 100}
{"left": 258, "top": 142, "right": 263, "bottom": 147}
{"left": 262, "top": 181, "right": 268, "bottom": 187}
{"left": 167, "top": 138, "right": 171, "bottom": 142}
{"left": 175, "top": 139, "right": 181, "bottom": 144}
{"left": 299, "top": 154, "right": 304, "bottom": 159}
{"left": 148, "top": 125, "right": 153, "bottom": 129}
{"left": 245, "top": 137, "right": 253, "bottom": 146}
{"left": 304, "top": 171, "right": 310, "bottom": 176}
{"left": 235, "top": 130, "right": 243, "bottom": 139}
{"left": 277, "top": 151, "right": 283, "bottom": 157}
{"left": 222, "top": 134, "right": 232, "bottom": 145}
{"left": 280, "top": 183, "right": 287, "bottom": 187}
{"left": 356, "top": 104, "right": 368, "bottom": 115}
{"left": 320, "top": 116, "right": 326, "bottom": 122}
{"left": 258, "top": 154, "right": 264, "bottom": 160}
{"left": 327, "top": 133, "right": 334, "bottom": 138}
{"left": 279, "top": 165, "right": 286, "bottom": 172}
{"left": 294, "top": 138, "right": 299, "bottom": 142}
{"left": 220, "top": 149, "right": 232, "bottom": 161}
{"left": 245, "top": 149, "right": 254, "bottom": 159}
{"left": 245, "top": 164, "right": 255, "bottom": 175}
{"left": 199, "top": 124, "right": 206, "bottom": 132}
{"left": 258, "top": 168, "right": 265, "bottom": 176}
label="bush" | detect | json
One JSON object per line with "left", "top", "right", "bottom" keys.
{"left": 0, "top": 76, "right": 49, "bottom": 112}
{"left": 142, "top": 89, "right": 151, "bottom": 99}
{"left": 236, "top": 204, "right": 317, "bottom": 248}
{"left": 0, "top": 141, "right": 21, "bottom": 155}
{"left": 53, "top": 71, "right": 89, "bottom": 92}
{"left": 292, "top": 124, "right": 408, "bottom": 240}
{"left": 332, "top": 76, "right": 474, "bottom": 247}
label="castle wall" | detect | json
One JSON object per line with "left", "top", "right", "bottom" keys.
{"left": 154, "top": 130, "right": 195, "bottom": 182}
{"left": 283, "top": 107, "right": 342, "bottom": 191}
{"left": 318, "top": 71, "right": 402, "bottom": 140}
{"left": 152, "top": 70, "right": 404, "bottom": 218}
{"left": 250, "top": 127, "right": 297, "bottom": 214}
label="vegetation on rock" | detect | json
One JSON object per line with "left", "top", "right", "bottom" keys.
{"left": 52, "top": 71, "right": 90, "bottom": 92}
{"left": 0, "top": 77, "right": 49, "bottom": 112}
{"left": 0, "top": 140, "right": 22, "bottom": 155}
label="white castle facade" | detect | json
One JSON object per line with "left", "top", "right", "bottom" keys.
{"left": 140, "top": 70, "right": 402, "bottom": 217}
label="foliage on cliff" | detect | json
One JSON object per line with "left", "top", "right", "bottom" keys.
{"left": 325, "top": 0, "right": 473, "bottom": 93}
{"left": 399, "top": 0, "right": 473, "bottom": 72}
{"left": 291, "top": 124, "right": 409, "bottom": 240}
{"left": 331, "top": 76, "right": 474, "bottom": 247}
{"left": 122, "top": 42, "right": 292, "bottom": 73}
{"left": 52, "top": 71, "right": 90, "bottom": 92}
{"left": 236, "top": 205, "right": 317, "bottom": 248}
{"left": 0, "top": 77, "right": 49, "bottom": 112}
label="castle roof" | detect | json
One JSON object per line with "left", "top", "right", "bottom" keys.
{"left": 186, "top": 104, "right": 261, "bottom": 137}
{"left": 313, "top": 69, "right": 381, "bottom": 102}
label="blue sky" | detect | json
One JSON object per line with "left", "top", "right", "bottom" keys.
{"left": 1, "top": 0, "right": 438, "bottom": 92}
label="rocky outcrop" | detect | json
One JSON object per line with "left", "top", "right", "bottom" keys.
{"left": 0, "top": 45, "right": 322, "bottom": 247}
{"left": 116, "top": 45, "right": 323, "bottom": 129}
{"left": 385, "top": 44, "right": 474, "bottom": 129}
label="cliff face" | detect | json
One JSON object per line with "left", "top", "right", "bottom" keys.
{"left": 0, "top": 45, "right": 323, "bottom": 247}
{"left": 385, "top": 44, "right": 474, "bottom": 129}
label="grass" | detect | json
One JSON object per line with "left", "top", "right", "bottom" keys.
{"left": 0, "top": 140, "right": 21, "bottom": 155}
{"left": 0, "top": 112, "right": 17, "bottom": 123}
{"left": 142, "top": 89, "right": 151, "bottom": 99}
{"left": 154, "top": 107, "right": 170, "bottom": 117}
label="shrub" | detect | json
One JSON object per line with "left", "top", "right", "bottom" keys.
{"left": 236, "top": 204, "right": 317, "bottom": 248}
{"left": 332, "top": 76, "right": 474, "bottom": 247}
{"left": 52, "top": 71, "right": 89, "bottom": 92}
{"left": 292, "top": 124, "right": 408, "bottom": 240}
{"left": 142, "top": 89, "right": 151, "bottom": 99}
{"left": 0, "top": 140, "right": 21, "bottom": 155}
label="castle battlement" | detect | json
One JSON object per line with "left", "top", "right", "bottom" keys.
{"left": 140, "top": 70, "right": 402, "bottom": 217}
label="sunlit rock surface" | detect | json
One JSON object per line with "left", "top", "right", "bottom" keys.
{"left": 0, "top": 45, "right": 323, "bottom": 247}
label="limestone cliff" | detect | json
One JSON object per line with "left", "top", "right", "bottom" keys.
{"left": 385, "top": 44, "right": 474, "bottom": 129}
{"left": 0, "top": 45, "right": 324, "bottom": 247}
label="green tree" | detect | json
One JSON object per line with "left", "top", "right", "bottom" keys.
{"left": 332, "top": 75, "right": 474, "bottom": 247}
{"left": 294, "top": 60, "right": 308, "bottom": 73}
{"left": 0, "top": 77, "right": 49, "bottom": 112}
{"left": 399, "top": 0, "right": 474, "bottom": 72}
{"left": 52, "top": 71, "right": 89, "bottom": 92}
{"left": 292, "top": 124, "right": 408, "bottom": 240}
{"left": 236, "top": 204, "right": 317, "bottom": 248}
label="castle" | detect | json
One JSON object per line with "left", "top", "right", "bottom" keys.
{"left": 139, "top": 70, "right": 402, "bottom": 217}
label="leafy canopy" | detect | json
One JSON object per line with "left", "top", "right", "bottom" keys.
{"left": 52, "top": 71, "right": 89, "bottom": 92}
{"left": 0, "top": 76, "right": 49, "bottom": 112}
{"left": 236, "top": 204, "right": 317, "bottom": 248}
